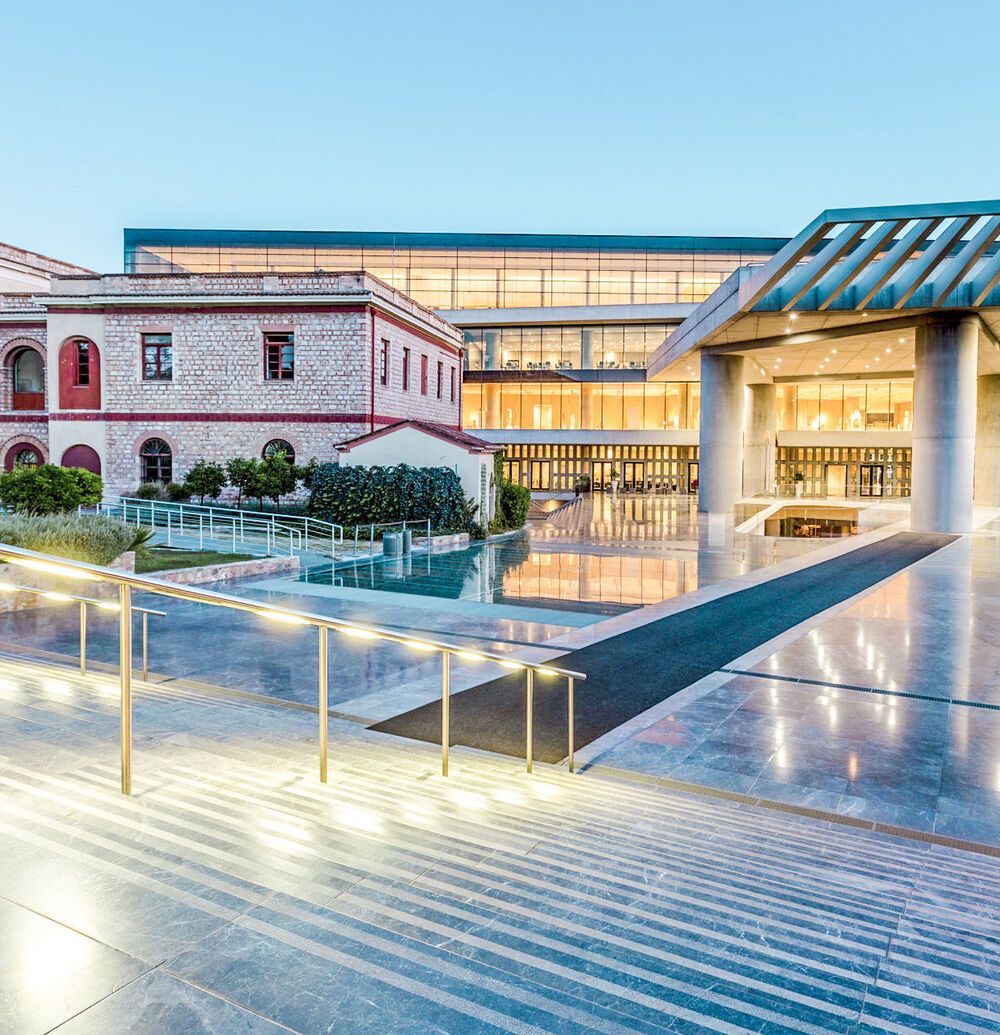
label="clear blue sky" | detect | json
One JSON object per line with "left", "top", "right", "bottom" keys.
{"left": 5, "top": 0, "right": 1000, "bottom": 272}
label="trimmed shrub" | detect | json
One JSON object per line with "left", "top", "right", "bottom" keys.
{"left": 494, "top": 480, "right": 530, "bottom": 532}
{"left": 133, "top": 482, "right": 162, "bottom": 500}
{"left": 0, "top": 514, "right": 135, "bottom": 565}
{"left": 0, "top": 464, "right": 102, "bottom": 515}
{"left": 307, "top": 463, "right": 472, "bottom": 532}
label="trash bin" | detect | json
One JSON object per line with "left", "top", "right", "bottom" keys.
{"left": 383, "top": 531, "right": 402, "bottom": 556}
{"left": 401, "top": 529, "right": 413, "bottom": 554}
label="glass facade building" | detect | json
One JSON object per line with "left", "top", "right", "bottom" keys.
{"left": 124, "top": 229, "right": 916, "bottom": 500}
{"left": 124, "top": 230, "right": 786, "bottom": 310}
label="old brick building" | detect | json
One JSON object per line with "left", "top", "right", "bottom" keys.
{"left": 1, "top": 264, "right": 463, "bottom": 495}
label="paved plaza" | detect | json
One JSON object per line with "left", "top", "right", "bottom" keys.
{"left": 0, "top": 656, "right": 997, "bottom": 1034}
{"left": 2, "top": 495, "right": 1000, "bottom": 1032}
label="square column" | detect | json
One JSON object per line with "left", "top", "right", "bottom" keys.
{"left": 975, "top": 374, "right": 1000, "bottom": 506}
{"left": 698, "top": 352, "right": 745, "bottom": 514}
{"left": 911, "top": 315, "right": 978, "bottom": 533}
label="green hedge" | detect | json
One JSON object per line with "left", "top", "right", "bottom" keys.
{"left": 494, "top": 480, "right": 530, "bottom": 531}
{"left": 0, "top": 514, "right": 136, "bottom": 566}
{"left": 0, "top": 464, "right": 103, "bottom": 515}
{"left": 307, "top": 463, "right": 472, "bottom": 531}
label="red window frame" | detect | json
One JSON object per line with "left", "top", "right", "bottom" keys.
{"left": 402, "top": 347, "right": 411, "bottom": 391}
{"left": 141, "top": 333, "right": 173, "bottom": 381}
{"left": 436, "top": 361, "right": 443, "bottom": 399}
{"left": 264, "top": 332, "right": 295, "bottom": 381}
{"left": 75, "top": 339, "right": 91, "bottom": 386}
{"left": 380, "top": 339, "right": 390, "bottom": 386}
{"left": 420, "top": 354, "right": 428, "bottom": 396}
{"left": 450, "top": 366, "right": 456, "bottom": 403}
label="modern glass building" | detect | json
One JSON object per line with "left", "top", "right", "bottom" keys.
{"left": 124, "top": 229, "right": 916, "bottom": 499}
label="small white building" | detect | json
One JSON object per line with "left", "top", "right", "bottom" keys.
{"left": 336, "top": 420, "right": 500, "bottom": 523}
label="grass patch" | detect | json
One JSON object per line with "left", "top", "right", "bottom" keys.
{"left": 136, "top": 548, "right": 256, "bottom": 574}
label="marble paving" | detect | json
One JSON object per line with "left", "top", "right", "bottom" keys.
{"left": 0, "top": 656, "right": 997, "bottom": 1034}
{"left": 591, "top": 527, "right": 1000, "bottom": 847}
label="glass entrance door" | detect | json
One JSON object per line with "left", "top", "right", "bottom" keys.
{"left": 687, "top": 461, "right": 700, "bottom": 494}
{"left": 592, "top": 461, "right": 614, "bottom": 491}
{"left": 826, "top": 463, "right": 848, "bottom": 498}
{"left": 529, "top": 460, "right": 550, "bottom": 491}
{"left": 622, "top": 462, "right": 644, "bottom": 492}
{"left": 859, "top": 464, "right": 884, "bottom": 497}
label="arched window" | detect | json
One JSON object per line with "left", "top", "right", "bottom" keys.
{"left": 11, "top": 348, "right": 44, "bottom": 410}
{"left": 262, "top": 439, "right": 295, "bottom": 465}
{"left": 140, "top": 438, "right": 172, "bottom": 483}
{"left": 59, "top": 336, "right": 101, "bottom": 409}
{"left": 3, "top": 442, "right": 43, "bottom": 471}
{"left": 61, "top": 444, "right": 102, "bottom": 475}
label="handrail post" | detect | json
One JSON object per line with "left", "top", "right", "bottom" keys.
{"left": 567, "top": 676, "right": 575, "bottom": 774}
{"left": 119, "top": 583, "right": 133, "bottom": 796}
{"left": 525, "top": 667, "right": 534, "bottom": 774}
{"left": 142, "top": 611, "right": 149, "bottom": 681}
{"left": 79, "top": 600, "right": 87, "bottom": 676}
{"left": 441, "top": 651, "right": 450, "bottom": 777}
{"left": 199, "top": 515, "right": 204, "bottom": 549}
{"left": 167, "top": 509, "right": 172, "bottom": 546}
{"left": 318, "top": 625, "right": 328, "bottom": 783}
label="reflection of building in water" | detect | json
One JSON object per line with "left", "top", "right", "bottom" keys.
{"left": 499, "top": 551, "right": 697, "bottom": 606}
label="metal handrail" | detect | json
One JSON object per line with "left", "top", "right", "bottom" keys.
{"left": 109, "top": 497, "right": 345, "bottom": 557}
{"left": 0, "top": 576, "right": 165, "bottom": 680}
{"left": 0, "top": 543, "right": 585, "bottom": 795}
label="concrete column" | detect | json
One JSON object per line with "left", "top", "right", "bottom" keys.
{"left": 911, "top": 315, "right": 978, "bottom": 533}
{"left": 698, "top": 352, "right": 745, "bottom": 514}
{"left": 743, "top": 383, "right": 776, "bottom": 497}
{"left": 484, "top": 383, "right": 501, "bottom": 429}
{"left": 580, "top": 328, "right": 595, "bottom": 369}
{"left": 484, "top": 331, "right": 500, "bottom": 371}
{"left": 975, "top": 374, "right": 1000, "bottom": 506}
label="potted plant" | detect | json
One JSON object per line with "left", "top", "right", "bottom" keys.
{"left": 793, "top": 471, "right": 805, "bottom": 498}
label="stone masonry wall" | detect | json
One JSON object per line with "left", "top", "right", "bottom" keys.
{"left": 0, "top": 304, "right": 49, "bottom": 464}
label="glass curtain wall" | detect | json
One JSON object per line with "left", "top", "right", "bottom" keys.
{"left": 462, "top": 325, "right": 673, "bottom": 371}
{"left": 775, "top": 382, "right": 914, "bottom": 431}
{"left": 129, "top": 244, "right": 777, "bottom": 309}
{"left": 463, "top": 382, "right": 699, "bottom": 431}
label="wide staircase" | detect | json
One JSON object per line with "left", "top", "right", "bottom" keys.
{"left": 0, "top": 652, "right": 996, "bottom": 1034}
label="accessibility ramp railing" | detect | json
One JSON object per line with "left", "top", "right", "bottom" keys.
{"left": 91, "top": 498, "right": 344, "bottom": 559}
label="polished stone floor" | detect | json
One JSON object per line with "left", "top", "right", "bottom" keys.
{"left": 0, "top": 656, "right": 997, "bottom": 1034}
{"left": 592, "top": 526, "right": 1000, "bottom": 846}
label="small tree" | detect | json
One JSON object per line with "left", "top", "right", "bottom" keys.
{"left": 183, "top": 460, "right": 227, "bottom": 504}
{"left": 260, "top": 451, "right": 298, "bottom": 508}
{"left": 225, "top": 458, "right": 262, "bottom": 509}
{"left": 0, "top": 464, "right": 102, "bottom": 515}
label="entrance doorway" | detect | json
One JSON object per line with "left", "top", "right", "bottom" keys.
{"left": 859, "top": 464, "right": 884, "bottom": 498}
{"left": 529, "top": 460, "right": 550, "bottom": 491}
{"left": 621, "top": 461, "right": 644, "bottom": 492}
{"left": 592, "top": 461, "right": 614, "bottom": 491}
{"left": 687, "top": 461, "right": 699, "bottom": 494}
{"left": 826, "top": 463, "right": 847, "bottom": 498}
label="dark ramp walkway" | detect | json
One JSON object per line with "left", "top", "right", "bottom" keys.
{"left": 370, "top": 532, "right": 956, "bottom": 763}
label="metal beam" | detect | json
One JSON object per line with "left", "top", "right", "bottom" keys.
{"left": 851, "top": 218, "right": 941, "bottom": 310}
{"left": 971, "top": 249, "right": 1000, "bottom": 307}
{"left": 814, "top": 220, "right": 906, "bottom": 310}
{"left": 778, "top": 222, "right": 872, "bottom": 311}
{"left": 929, "top": 216, "right": 1000, "bottom": 306}
{"left": 741, "top": 215, "right": 834, "bottom": 312}
{"left": 893, "top": 216, "right": 977, "bottom": 309}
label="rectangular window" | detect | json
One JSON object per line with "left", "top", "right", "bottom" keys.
{"left": 436, "top": 361, "right": 443, "bottom": 399}
{"left": 75, "top": 340, "right": 90, "bottom": 386}
{"left": 450, "top": 367, "right": 456, "bottom": 403}
{"left": 402, "top": 348, "right": 411, "bottom": 390}
{"left": 141, "top": 332, "right": 173, "bottom": 381}
{"left": 380, "top": 339, "right": 390, "bottom": 386}
{"left": 264, "top": 332, "right": 295, "bottom": 380}
{"left": 420, "top": 354, "right": 428, "bottom": 396}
